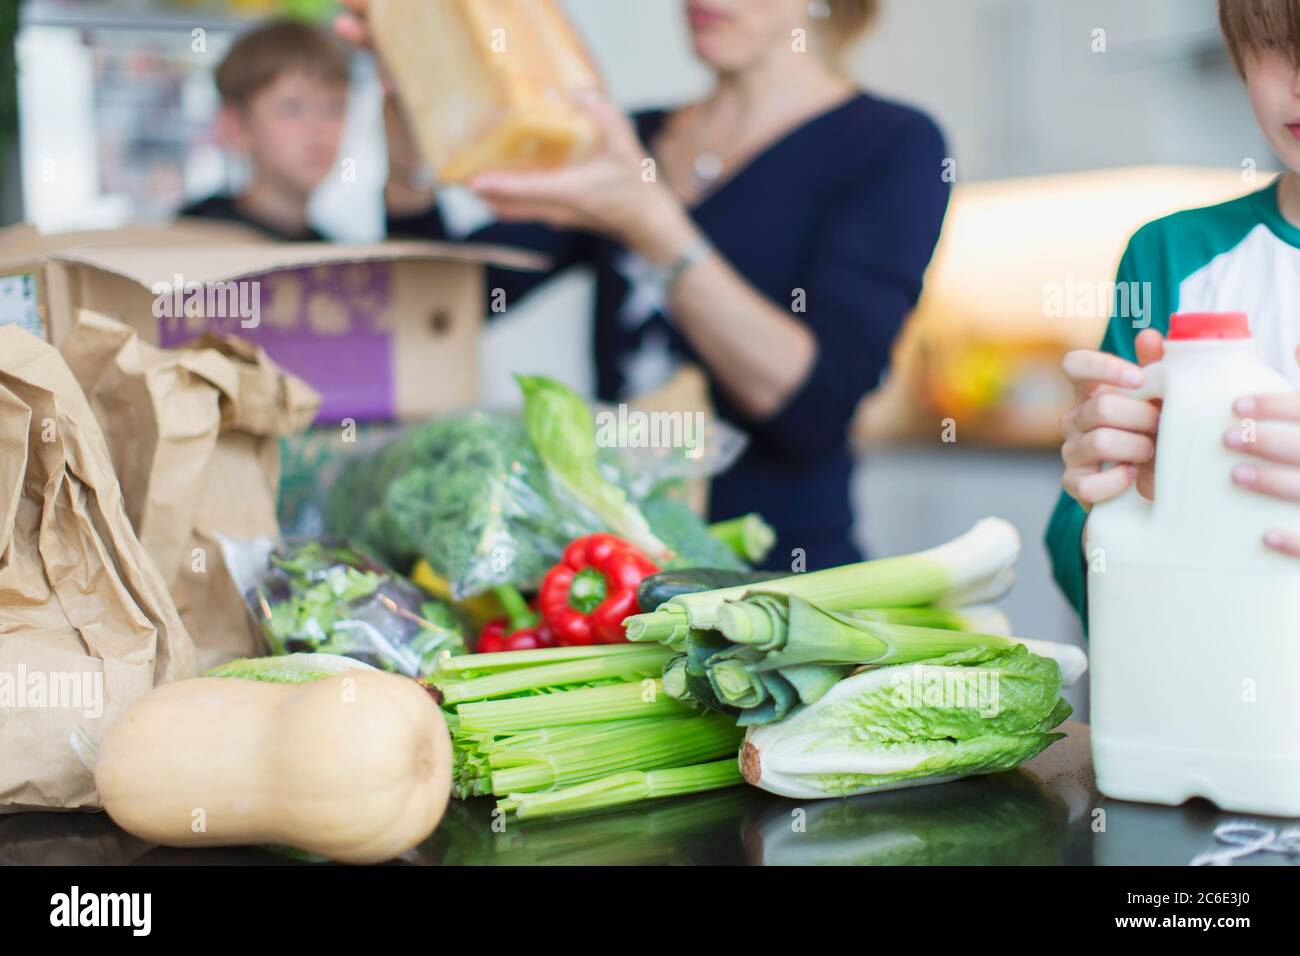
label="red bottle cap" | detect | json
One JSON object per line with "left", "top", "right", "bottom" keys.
{"left": 1168, "top": 312, "right": 1250, "bottom": 340}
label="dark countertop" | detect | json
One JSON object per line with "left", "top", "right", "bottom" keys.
{"left": 3, "top": 723, "right": 1297, "bottom": 866}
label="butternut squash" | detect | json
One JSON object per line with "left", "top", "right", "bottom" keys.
{"left": 95, "top": 671, "right": 452, "bottom": 864}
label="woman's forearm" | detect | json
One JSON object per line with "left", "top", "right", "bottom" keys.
{"left": 670, "top": 256, "right": 817, "bottom": 419}
{"left": 636, "top": 202, "right": 817, "bottom": 419}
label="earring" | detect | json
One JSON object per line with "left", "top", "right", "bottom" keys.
{"left": 808, "top": 0, "right": 831, "bottom": 19}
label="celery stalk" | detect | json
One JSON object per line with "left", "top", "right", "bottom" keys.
{"left": 456, "top": 679, "right": 687, "bottom": 732}
{"left": 437, "top": 643, "right": 657, "bottom": 677}
{"left": 439, "top": 647, "right": 675, "bottom": 704}
{"left": 499, "top": 759, "right": 744, "bottom": 819}
{"left": 487, "top": 713, "right": 743, "bottom": 793}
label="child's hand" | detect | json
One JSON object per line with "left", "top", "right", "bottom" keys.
{"left": 334, "top": 0, "right": 434, "bottom": 213}
{"left": 334, "top": 2, "right": 395, "bottom": 96}
{"left": 333, "top": 0, "right": 374, "bottom": 52}
{"left": 1059, "top": 329, "right": 1165, "bottom": 509}
{"left": 1225, "top": 346, "right": 1300, "bottom": 557}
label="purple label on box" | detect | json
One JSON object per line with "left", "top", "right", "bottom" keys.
{"left": 156, "top": 262, "right": 396, "bottom": 423}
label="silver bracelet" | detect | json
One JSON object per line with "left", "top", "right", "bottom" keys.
{"left": 650, "top": 235, "right": 713, "bottom": 293}
{"left": 392, "top": 162, "right": 435, "bottom": 191}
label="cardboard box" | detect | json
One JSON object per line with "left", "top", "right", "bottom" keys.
{"left": 40, "top": 240, "right": 544, "bottom": 423}
{"left": 1, "top": 220, "right": 268, "bottom": 342}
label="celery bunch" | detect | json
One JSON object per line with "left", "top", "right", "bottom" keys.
{"left": 430, "top": 645, "right": 745, "bottom": 819}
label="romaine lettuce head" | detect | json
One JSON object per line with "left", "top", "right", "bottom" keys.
{"left": 742, "top": 646, "right": 1070, "bottom": 799}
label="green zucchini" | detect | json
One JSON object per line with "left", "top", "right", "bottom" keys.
{"left": 637, "top": 568, "right": 786, "bottom": 612}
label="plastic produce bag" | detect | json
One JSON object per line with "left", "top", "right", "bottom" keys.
{"left": 221, "top": 537, "right": 466, "bottom": 677}
{"left": 323, "top": 375, "right": 749, "bottom": 599}
{"left": 325, "top": 410, "right": 601, "bottom": 598}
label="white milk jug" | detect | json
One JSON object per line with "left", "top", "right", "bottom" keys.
{"left": 1088, "top": 311, "right": 1300, "bottom": 816}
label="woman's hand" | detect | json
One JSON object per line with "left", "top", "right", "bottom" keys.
{"left": 1225, "top": 346, "right": 1300, "bottom": 557}
{"left": 1059, "top": 329, "right": 1165, "bottom": 509}
{"left": 334, "top": 0, "right": 434, "bottom": 215}
{"left": 467, "top": 93, "right": 699, "bottom": 263}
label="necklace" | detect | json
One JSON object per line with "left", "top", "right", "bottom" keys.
{"left": 686, "top": 101, "right": 734, "bottom": 193}
{"left": 691, "top": 151, "right": 725, "bottom": 190}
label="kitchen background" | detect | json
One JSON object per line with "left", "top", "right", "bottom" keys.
{"left": 1, "top": 0, "right": 1278, "bottom": 717}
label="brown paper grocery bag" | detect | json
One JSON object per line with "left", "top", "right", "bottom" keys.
{"left": 60, "top": 311, "right": 320, "bottom": 671}
{"left": 0, "top": 327, "right": 197, "bottom": 811}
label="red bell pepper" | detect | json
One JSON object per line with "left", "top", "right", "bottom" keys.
{"left": 475, "top": 585, "right": 556, "bottom": 653}
{"left": 538, "top": 534, "right": 660, "bottom": 645}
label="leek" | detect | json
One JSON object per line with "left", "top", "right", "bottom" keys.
{"left": 709, "top": 513, "right": 776, "bottom": 563}
{"left": 498, "top": 759, "right": 743, "bottom": 820}
{"left": 847, "top": 604, "right": 1010, "bottom": 635}
{"left": 624, "top": 517, "right": 1020, "bottom": 645}
{"left": 653, "top": 593, "right": 1085, "bottom": 724}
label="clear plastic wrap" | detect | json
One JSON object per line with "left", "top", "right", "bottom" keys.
{"left": 321, "top": 403, "right": 749, "bottom": 599}
{"left": 221, "top": 536, "right": 467, "bottom": 677}
{"left": 593, "top": 402, "right": 747, "bottom": 501}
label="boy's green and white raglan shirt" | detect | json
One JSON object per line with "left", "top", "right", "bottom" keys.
{"left": 1045, "top": 178, "right": 1300, "bottom": 623}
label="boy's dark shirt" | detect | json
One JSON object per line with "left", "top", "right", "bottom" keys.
{"left": 180, "top": 194, "right": 327, "bottom": 242}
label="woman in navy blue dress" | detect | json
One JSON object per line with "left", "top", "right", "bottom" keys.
{"left": 337, "top": 0, "right": 950, "bottom": 571}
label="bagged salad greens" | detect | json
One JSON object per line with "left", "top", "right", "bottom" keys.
{"left": 324, "top": 374, "right": 747, "bottom": 599}
{"left": 221, "top": 537, "right": 466, "bottom": 677}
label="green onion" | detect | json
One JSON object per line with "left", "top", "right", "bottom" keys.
{"left": 498, "top": 759, "right": 743, "bottom": 820}
{"left": 624, "top": 518, "right": 1019, "bottom": 644}
{"left": 709, "top": 513, "right": 776, "bottom": 563}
